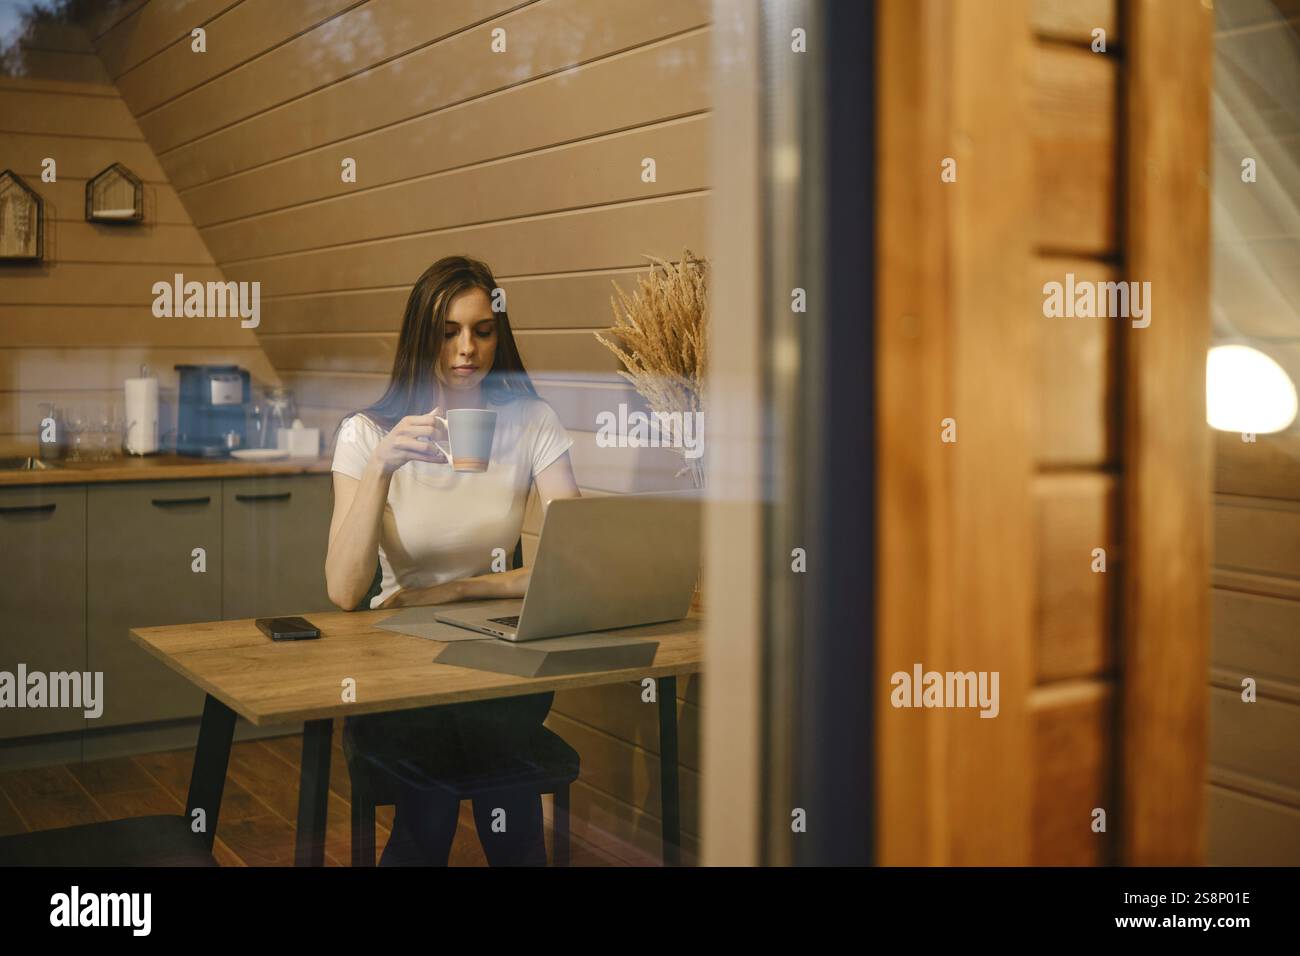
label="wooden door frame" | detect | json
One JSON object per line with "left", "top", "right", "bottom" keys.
{"left": 876, "top": 0, "right": 1037, "bottom": 866}
{"left": 876, "top": 0, "right": 1214, "bottom": 866}
{"left": 1118, "top": 0, "right": 1214, "bottom": 866}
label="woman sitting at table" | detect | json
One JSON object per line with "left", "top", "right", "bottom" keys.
{"left": 324, "top": 255, "right": 580, "bottom": 866}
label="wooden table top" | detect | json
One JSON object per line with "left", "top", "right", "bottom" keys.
{"left": 129, "top": 601, "right": 703, "bottom": 726}
{"left": 0, "top": 454, "right": 333, "bottom": 487}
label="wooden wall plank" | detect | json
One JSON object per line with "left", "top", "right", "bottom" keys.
{"left": 96, "top": 0, "right": 236, "bottom": 79}
{"left": 1212, "top": 589, "right": 1300, "bottom": 686}
{"left": 1034, "top": 257, "right": 1117, "bottom": 465}
{"left": 1032, "top": 43, "right": 1117, "bottom": 255}
{"left": 565, "top": 430, "right": 696, "bottom": 494}
{"left": 258, "top": 335, "right": 392, "bottom": 375}
{"left": 259, "top": 330, "right": 619, "bottom": 376}
{"left": 42, "top": 221, "right": 214, "bottom": 265}
{"left": 516, "top": 332, "right": 621, "bottom": 377}
{"left": 551, "top": 684, "right": 700, "bottom": 770}
{"left": 1119, "top": 0, "right": 1214, "bottom": 866}
{"left": 1215, "top": 494, "right": 1300, "bottom": 579}
{"left": 179, "top": 29, "right": 710, "bottom": 226}
{"left": 3, "top": 264, "right": 226, "bottom": 306}
{"left": 1035, "top": 473, "right": 1118, "bottom": 682}
{"left": 0, "top": 89, "right": 143, "bottom": 137}
{"left": 1209, "top": 686, "right": 1300, "bottom": 796}
{"left": 1031, "top": 680, "right": 1115, "bottom": 865}
{"left": 534, "top": 379, "right": 647, "bottom": 433}
{"left": 1214, "top": 568, "right": 1300, "bottom": 603}
{"left": 1214, "top": 428, "right": 1300, "bottom": 500}
{"left": 277, "top": 373, "right": 385, "bottom": 414}
{"left": 205, "top": 116, "right": 708, "bottom": 263}
{"left": 565, "top": 777, "right": 699, "bottom": 864}
{"left": 254, "top": 268, "right": 662, "bottom": 335}
{"left": 117, "top": 0, "right": 359, "bottom": 115}
{"left": 0, "top": 305, "right": 262, "bottom": 349}
{"left": 1208, "top": 785, "right": 1300, "bottom": 865}
{"left": 1210, "top": 670, "right": 1300, "bottom": 708}
{"left": 544, "top": 710, "right": 699, "bottom": 835}
{"left": 142, "top": 0, "right": 521, "bottom": 154}
{"left": 1211, "top": 762, "right": 1300, "bottom": 806}
{"left": 523, "top": 264, "right": 664, "bottom": 336}
{"left": 153, "top": 0, "right": 708, "bottom": 186}
{"left": 0, "top": 132, "right": 166, "bottom": 180}
{"left": 0, "top": 347, "right": 277, "bottom": 392}
{"left": 223, "top": 194, "right": 707, "bottom": 296}
{"left": 260, "top": 290, "right": 409, "bottom": 336}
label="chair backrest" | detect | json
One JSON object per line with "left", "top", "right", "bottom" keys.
{"left": 352, "top": 538, "right": 524, "bottom": 612}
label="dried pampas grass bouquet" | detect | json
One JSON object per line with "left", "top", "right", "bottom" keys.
{"left": 594, "top": 249, "right": 708, "bottom": 487}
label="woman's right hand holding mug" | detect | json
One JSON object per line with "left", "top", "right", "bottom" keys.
{"left": 373, "top": 407, "right": 449, "bottom": 474}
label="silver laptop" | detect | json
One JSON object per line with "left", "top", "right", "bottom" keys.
{"left": 434, "top": 491, "right": 701, "bottom": 642}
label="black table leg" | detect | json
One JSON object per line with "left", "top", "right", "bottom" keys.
{"left": 295, "top": 718, "right": 333, "bottom": 867}
{"left": 186, "top": 694, "right": 237, "bottom": 853}
{"left": 658, "top": 675, "right": 681, "bottom": 867}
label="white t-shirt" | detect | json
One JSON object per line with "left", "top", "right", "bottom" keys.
{"left": 331, "top": 397, "right": 574, "bottom": 609}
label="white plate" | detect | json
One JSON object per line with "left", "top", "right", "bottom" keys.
{"left": 230, "top": 449, "right": 289, "bottom": 461}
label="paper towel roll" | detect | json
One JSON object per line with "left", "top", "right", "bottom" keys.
{"left": 124, "top": 376, "right": 159, "bottom": 455}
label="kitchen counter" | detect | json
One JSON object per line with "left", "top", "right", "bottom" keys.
{"left": 0, "top": 453, "right": 333, "bottom": 487}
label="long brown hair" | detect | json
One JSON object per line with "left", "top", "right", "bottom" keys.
{"left": 348, "top": 256, "right": 537, "bottom": 434}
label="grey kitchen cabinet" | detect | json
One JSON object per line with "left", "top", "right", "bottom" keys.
{"left": 0, "top": 485, "right": 87, "bottom": 739}
{"left": 221, "top": 475, "right": 334, "bottom": 619}
{"left": 87, "top": 481, "right": 221, "bottom": 727}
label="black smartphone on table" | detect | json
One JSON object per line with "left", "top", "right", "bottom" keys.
{"left": 256, "top": 616, "right": 321, "bottom": 641}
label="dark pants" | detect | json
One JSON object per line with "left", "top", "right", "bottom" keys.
{"left": 342, "top": 692, "right": 555, "bottom": 866}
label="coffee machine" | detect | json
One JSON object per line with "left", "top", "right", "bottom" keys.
{"left": 175, "top": 364, "right": 251, "bottom": 456}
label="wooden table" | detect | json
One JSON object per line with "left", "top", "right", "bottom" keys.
{"left": 130, "top": 601, "right": 703, "bottom": 866}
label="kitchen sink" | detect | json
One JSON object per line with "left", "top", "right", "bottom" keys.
{"left": 0, "top": 457, "right": 59, "bottom": 471}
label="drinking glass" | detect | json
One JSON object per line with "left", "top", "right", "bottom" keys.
{"left": 95, "top": 405, "right": 124, "bottom": 461}
{"left": 64, "top": 404, "right": 86, "bottom": 462}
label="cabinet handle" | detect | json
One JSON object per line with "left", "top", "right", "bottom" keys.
{"left": 151, "top": 495, "right": 211, "bottom": 507}
{"left": 235, "top": 492, "right": 292, "bottom": 503}
{"left": 0, "top": 502, "right": 56, "bottom": 515}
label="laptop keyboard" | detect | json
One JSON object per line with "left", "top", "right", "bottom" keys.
{"left": 488, "top": 615, "right": 521, "bottom": 627}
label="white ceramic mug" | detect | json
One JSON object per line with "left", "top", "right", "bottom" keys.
{"left": 432, "top": 408, "right": 497, "bottom": 472}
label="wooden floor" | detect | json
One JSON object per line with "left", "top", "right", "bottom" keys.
{"left": 0, "top": 721, "right": 646, "bottom": 866}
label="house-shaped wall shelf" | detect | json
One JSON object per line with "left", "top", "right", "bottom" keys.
{"left": 86, "top": 163, "right": 144, "bottom": 224}
{"left": 0, "top": 169, "right": 43, "bottom": 262}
